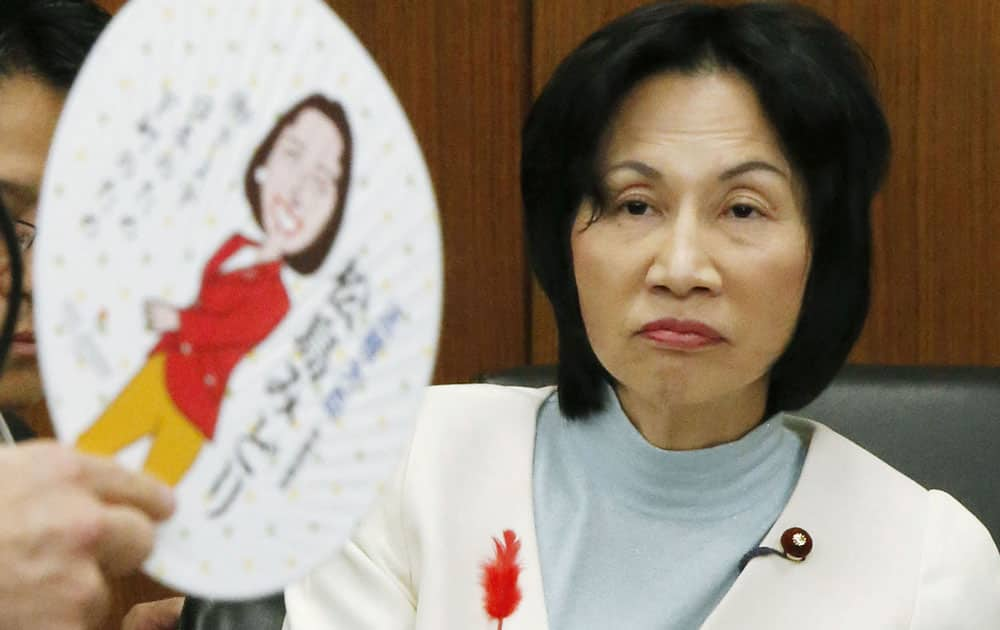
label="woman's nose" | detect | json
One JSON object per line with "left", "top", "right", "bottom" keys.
{"left": 644, "top": 213, "right": 722, "bottom": 297}
{"left": 0, "top": 254, "right": 31, "bottom": 299}
{"left": 0, "top": 259, "right": 14, "bottom": 298}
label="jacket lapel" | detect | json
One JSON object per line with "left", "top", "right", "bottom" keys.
{"left": 701, "top": 417, "right": 925, "bottom": 629}
{"left": 481, "top": 387, "right": 552, "bottom": 630}
{"left": 425, "top": 385, "right": 552, "bottom": 630}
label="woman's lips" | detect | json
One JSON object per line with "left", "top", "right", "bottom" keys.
{"left": 272, "top": 195, "right": 303, "bottom": 237}
{"left": 638, "top": 318, "right": 724, "bottom": 350}
{"left": 11, "top": 331, "right": 36, "bottom": 357}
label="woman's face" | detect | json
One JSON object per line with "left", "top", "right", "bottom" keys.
{"left": 571, "top": 71, "right": 811, "bottom": 414}
{"left": 259, "top": 107, "right": 344, "bottom": 255}
{"left": 0, "top": 73, "right": 64, "bottom": 408}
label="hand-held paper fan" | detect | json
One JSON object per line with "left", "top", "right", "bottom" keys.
{"left": 36, "top": 0, "right": 441, "bottom": 599}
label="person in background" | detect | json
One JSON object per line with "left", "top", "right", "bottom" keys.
{"left": 0, "top": 2, "right": 179, "bottom": 628}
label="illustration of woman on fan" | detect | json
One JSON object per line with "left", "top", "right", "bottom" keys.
{"left": 77, "top": 93, "right": 353, "bottom": 486}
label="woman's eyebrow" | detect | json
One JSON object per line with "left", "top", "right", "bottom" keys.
{"left": 718, "top": 160, "right": 789, "bottom": 181}
{"left": 603, "top": 159, "right": 788, "bottom": 183}
{"left": 0, "top": 181, "right": 38, "bottom": 198}
{"left": 603, "top": 160, "right": 662, "bottom": 180}
{"left": 0, "top": 182, "right": 38, "bottom": 212}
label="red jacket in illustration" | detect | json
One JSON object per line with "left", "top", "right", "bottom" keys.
{"left": 153, "top": 234, "right": 289, "bottom": 438}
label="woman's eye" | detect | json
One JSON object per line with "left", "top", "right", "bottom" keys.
{"left": 622, "top": 200, "right": 650, "bottom": 215}
{"left": 728, "top": 203, "right": 759, "bottom": 219}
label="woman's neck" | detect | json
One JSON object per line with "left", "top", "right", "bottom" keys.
{"left": 614, "top": 379, "right": 769, "bottom": 451}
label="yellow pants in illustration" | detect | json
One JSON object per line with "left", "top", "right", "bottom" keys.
{"left": 77, "top": 352, "right": 205, "bottom": 486}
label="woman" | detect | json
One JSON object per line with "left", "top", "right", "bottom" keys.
{"left": 283, "top": 2, "right": 1000, "bottom": 628}
{"left": 77, "top": 93, "right": 353, "bottom": 486}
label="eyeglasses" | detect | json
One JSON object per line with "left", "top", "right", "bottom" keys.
{"left": 13, "top": 220, "right": 35, "bottom": 254}
{"left": 0, "top": 220, "right": 36, "bottom": 267}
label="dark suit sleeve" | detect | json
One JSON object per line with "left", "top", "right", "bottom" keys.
{"left": 2, "top": 411, "right": 35, "bottom": 442}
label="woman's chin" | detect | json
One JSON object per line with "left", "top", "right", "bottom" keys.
{"left": 0, "top": 356, "right": 44, "bottom": 409}
{"left": 11, "top": 340, "right": 37, "bottom": 358}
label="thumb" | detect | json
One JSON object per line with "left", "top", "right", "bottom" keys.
{"left": 122, "top": 596, "right": 185, "bottom": 630}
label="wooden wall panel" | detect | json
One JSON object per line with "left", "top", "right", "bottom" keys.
{"left": 529, "top": 0, "right": 1000, "bottom": 367}
{"left": 813, "top": 0, "right": 1000, "bottom": 365}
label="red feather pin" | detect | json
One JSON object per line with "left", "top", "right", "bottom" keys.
{"left": 481, "top": 529, "right": 522, "bottom": 629}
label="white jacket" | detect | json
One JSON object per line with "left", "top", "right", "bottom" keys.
{"left": 284, "top": 384, "right": 1000, "bottom": 629}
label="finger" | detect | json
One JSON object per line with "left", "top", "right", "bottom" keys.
{"left": 122, "top": 597, "right": 185, "bottom": 630}
{"left": 71, "top": 453, "right": 175, "bottom": 520}
{"left": 59, "top": 561, "right": 112, "bottom": 630}
{"left": 81, "top": 565, "right": 113, "bottom": 630}
{"left": 93, "top": 504, "right": 157, "bottom": 576}
{"left": 26, "top": 489, "right": 155, "bottom": 576}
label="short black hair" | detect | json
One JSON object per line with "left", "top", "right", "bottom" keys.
{"left": 0, "top": 0, "right": 110, "bottom": 90}
{"left": 522, "top": 1, "right": 890, "bottom": 419}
